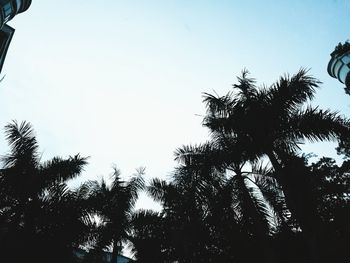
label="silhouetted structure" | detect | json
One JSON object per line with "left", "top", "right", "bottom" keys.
{"left": 74, "top": 248, "right": 134, "bottom": 263}
{"left": 0, "top": 0, "right": 31, "bottom": 73}
{"left": 328, "top": 41, "right": 350, "bottom": 94}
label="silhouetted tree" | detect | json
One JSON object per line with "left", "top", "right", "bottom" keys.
{"left": 145, "top": 141, "right": 288, "bottom": 263}
{"left": 82, "top": 167, "right": 145, "bottom": 262}
{"left": 202, "top": 69, "right": 350, "bottom": 262}
{"left": 175, "top": 142, "right": 286, "bottom": 262}
{"left": 1, "top": 68, "right": 348, "bottom": 263}
{"left": 0, "top": 121, "right": 90, "bottom": 263}
{"left": 309, "top": 157, "right": 350, "bottom": 262}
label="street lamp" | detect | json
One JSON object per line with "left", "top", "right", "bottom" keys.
{"left": 327, "top": 41, "right": 350, "bottom": 95}
{"left": 0, "top": 0, "right": 32, "bottom": 73}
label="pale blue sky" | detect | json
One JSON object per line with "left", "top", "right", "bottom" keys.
{"left": 0, "top": 0, "right": 349, "bottom": 209}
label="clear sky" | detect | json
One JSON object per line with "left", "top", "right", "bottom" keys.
{"left": 0, "top": 0, "right": 349, "bottom": 209}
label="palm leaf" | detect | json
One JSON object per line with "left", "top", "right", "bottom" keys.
{"left": 245, "top": 177, "right": 280, "bottom": 235}
{"left": 39, "top": 154, "right": 88, "bottom": 186}
{"left": 290, "top": 106, "right": 350, "bottom": 143}
{"left": 147, "top": 178, "right": 168, "bottom": 203}
{"left": 2, "top": 121, "right": 39, "bottom": 168}
{"left": 202, "top": 91, "right": 235, "bottom": 117}
{"left": 268, "top": 68, "right": 320, "bottom": 113}
{"left": 233, "top": 69, "right": 258, "bottom": 100}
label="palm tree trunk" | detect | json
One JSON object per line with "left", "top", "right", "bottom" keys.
{"left": 266, "top": 151, "right": 283, "bottom": 173}
{"left": 266, "top": 151, "right": 322, "bottom": 263}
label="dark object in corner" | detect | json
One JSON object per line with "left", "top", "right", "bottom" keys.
{"left": 0, "top": 24, "right": 14, "bottom": 73}
{"left": 0, "top": 0, "right": 32, "bottom": 74}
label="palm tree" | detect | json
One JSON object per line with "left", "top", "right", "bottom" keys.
{"left": 174, "top": 142, "right": 283, "bottom": 262}
{"left": 83, "top": 167, "right": 145, "bottom": 263}
{"left": 144, "top": 131, "right": 292, "bottom": 262}
{"left": 32, "top": 182, "right": 94, "bottom": 263}
{"left": 203, "top": 69, "right": 349, "bottom": 167}
{"left": 202, "top": 69, "right": 350, "bottom": 262}
{"left": 147, "top": 172, "right": 216, "bottom": 262}
{"left": 0, "top": 121, "right": 90, "bottom": 263}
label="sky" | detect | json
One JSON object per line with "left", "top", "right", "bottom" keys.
{"left": 0, "top": 0, "right": 349, "bottom": 210}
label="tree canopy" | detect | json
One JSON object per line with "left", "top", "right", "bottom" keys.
{"left": 0, "top": 70, "right": 349, "bottom": 263}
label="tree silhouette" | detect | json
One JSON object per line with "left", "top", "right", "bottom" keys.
{"left": 174, "top": 142, "right": 285, "bottom": 262}
{"left": 309, "top": 156, "right": 350, "bottom": 262}
{"left": 0, "top": 121, "right": 90, "bottom": 263}
{"left": 82, "top": 167, "right": 145, "bottom": 262}
{"left": 201, "top": 69, "right": 350, "bottom": 262}
{"left": 0, "top": 69, "right": 348, "bottom": 263}
{"left": 144, "top": 140, "right": 292, "bottom": 263}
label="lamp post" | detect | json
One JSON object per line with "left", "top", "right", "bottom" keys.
{"left": 0, "top": 0, "right": 32, "bottom": 73}
{"left": 327, "top": 41, "right": 350, "bottom": 95}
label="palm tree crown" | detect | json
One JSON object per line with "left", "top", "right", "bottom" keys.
{"left": 0, "top": 121, "right": 90, "bottom": 263}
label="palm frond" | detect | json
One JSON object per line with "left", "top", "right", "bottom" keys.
{"left": 39, "top": 154, "right": 88, "bottom": 186}
{"left": 2, "top": 120, "right": 39, "bottom": 168}
{"left": 174, "top": 142, "right": 213, "bottom": 165}
{"left": 268, "top": 68, "right": 320, "bottom": 113}
{"left": 244, "top": 177, "right": 280, "bottom": 235}
{"left": 110, "top": 167, "right": 123, "bottom": 191}
{"left": 246, "top": 161, "right": 274, "bottom": 177}
{"left": 147, "top": 178, "right": 168, "bottom": 203}
{"left": 131, "top": 209, "right": 162, "bottom": 223}
{"left": 127, "top": 168, "right": 146, "bottom": 207}
{"left": 233, "top": 69, "right": 258, "bottom": 99}
{"left": 252, "top": 174, "right": 291, "bottom": 228}
{"left": 202, "top": 91, "right": 235, "bottom": 117}
{"left": 290, "top": 106, "right": 350, "bottom": 143}
{"left": 75, "top": 181, "right": 97, "bottom": 200}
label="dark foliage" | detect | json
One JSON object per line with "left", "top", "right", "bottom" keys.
{"left": 336, "top": 135, "right": 350, "bottom": 159}
{"left": 81, "top": 167, "right": 145, "bottom": 262}
{"left": 132, "top": 70, "right": 349, "bottom": 263}
{"left": 0, "top": 70, "right": 349, "bottom": 263}
{"left": 0, "top": 121, "right": 91, "bottom": 263}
